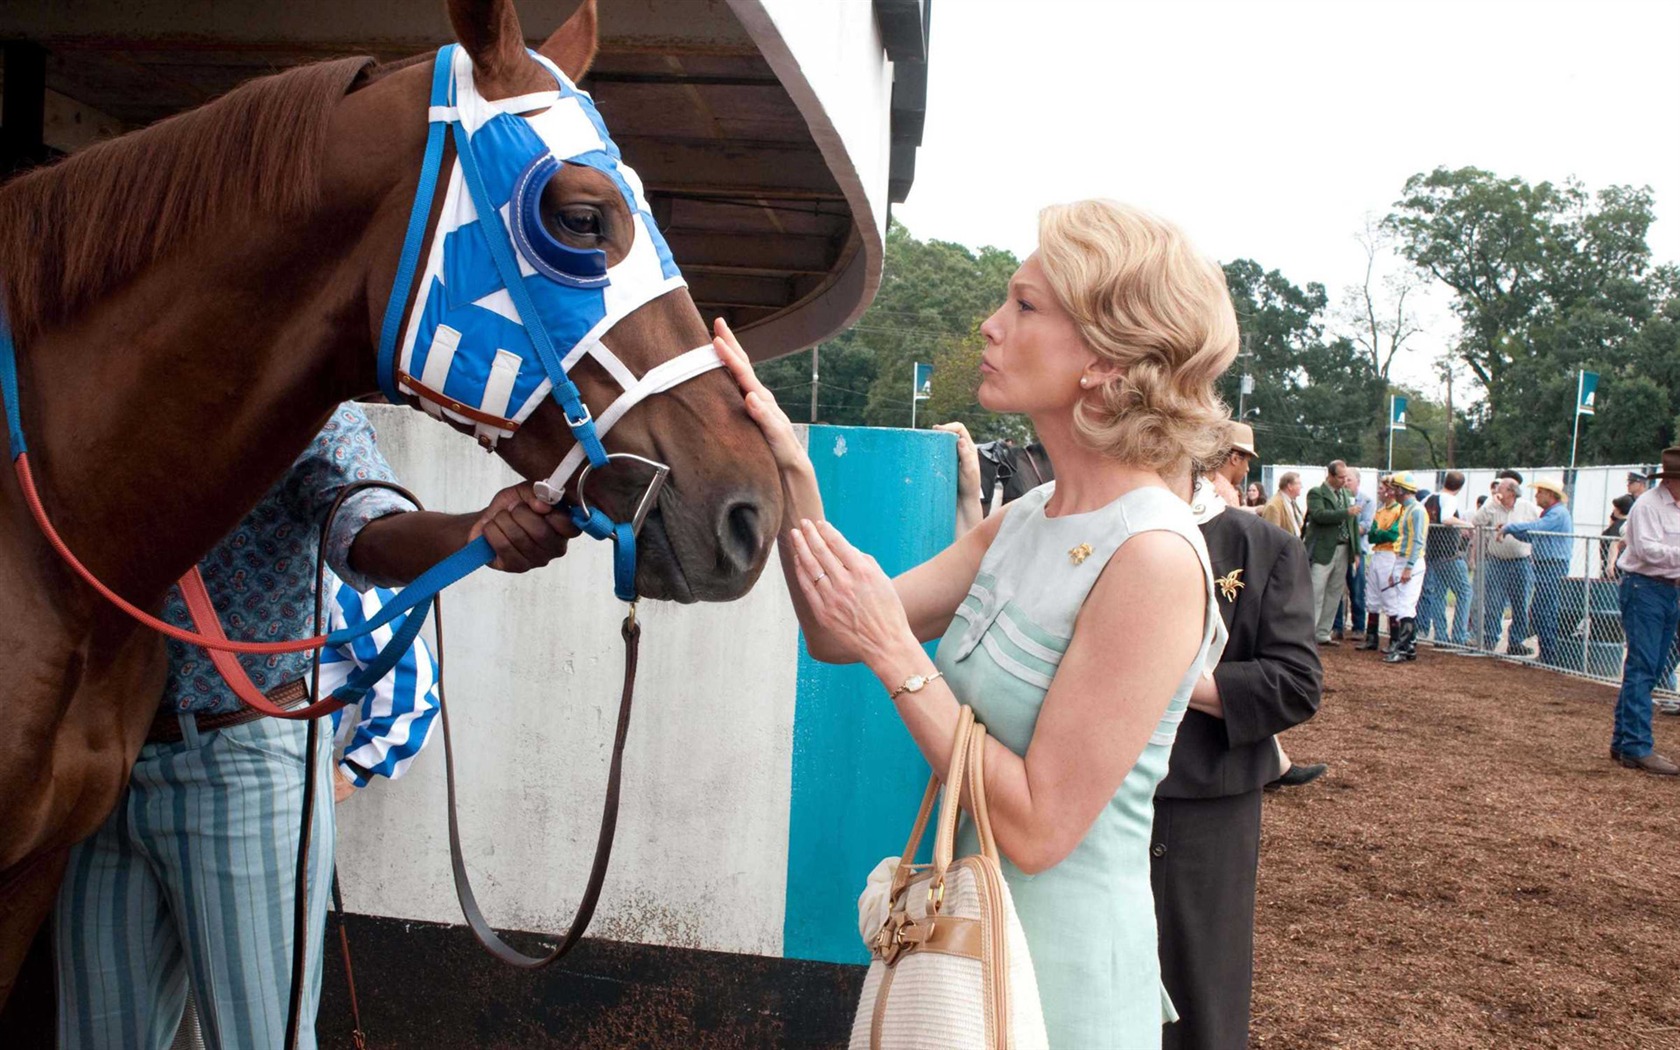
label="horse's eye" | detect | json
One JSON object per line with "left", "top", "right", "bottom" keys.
{"left": 555, "top": 207, "right": 602, "bottom": 238}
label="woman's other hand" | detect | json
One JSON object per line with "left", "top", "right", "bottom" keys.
{"left": 789, "top": 519, "right": 918, "bottom": 670}
{"left": 931, "top": 421, "right": 982, "bottom": 502}
{"left": 932, "top": 421, "right": 984, "bottom": 534}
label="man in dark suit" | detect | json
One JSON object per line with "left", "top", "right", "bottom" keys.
{"left": 1153, "top": 478, "right": 1324, "bottom": 1050}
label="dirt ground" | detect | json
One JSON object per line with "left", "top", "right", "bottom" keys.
{"left": 1251, "top": 645, "right": 1680, "bottom": 1050}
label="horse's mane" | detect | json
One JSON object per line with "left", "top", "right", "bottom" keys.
{"left": 0, "top": 55, "right": 372, "bottom": 341}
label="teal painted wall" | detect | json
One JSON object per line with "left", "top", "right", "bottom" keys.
{"left": 781, "top": 426, "right": 957, "bottom": 964}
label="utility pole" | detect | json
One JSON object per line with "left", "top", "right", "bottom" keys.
{"left": 1236, "top": 331, "right": 1253, "bottom": 420}
{"left": 1444, "top": 365, "right": 1455, "bottom": 467}
{"left": 809, "top": 346, "right": 819, "bottom": 424}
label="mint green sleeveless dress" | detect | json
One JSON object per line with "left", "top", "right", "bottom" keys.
{"left": 941, "top": 483, "right": 1226, "bottom": 1049}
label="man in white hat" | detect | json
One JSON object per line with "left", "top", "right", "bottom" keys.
{"left": 1609, "top": 447, "right": 1680, "bottom": 775}
{"left": 1499, "top": 477, "right": 1574, "bottom": 666}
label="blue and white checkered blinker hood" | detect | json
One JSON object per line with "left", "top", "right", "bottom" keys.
{"left": 385, "top": 45, "right": 723, "bottom": 505}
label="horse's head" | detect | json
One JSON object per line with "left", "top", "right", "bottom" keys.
{"left": 352, "top": 0, "right": 781, "bottom": 603}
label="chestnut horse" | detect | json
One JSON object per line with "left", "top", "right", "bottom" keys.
{"left": 0, "top": 0, "right": 782, "bottom": 1003}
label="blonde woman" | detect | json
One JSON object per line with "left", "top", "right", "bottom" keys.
{"left": 715, "top": 200, "right": 1235, "bottom": 1047}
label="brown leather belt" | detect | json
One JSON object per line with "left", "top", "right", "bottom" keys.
{"left": 147, "top": 678, "right": 312, "bottom": 745}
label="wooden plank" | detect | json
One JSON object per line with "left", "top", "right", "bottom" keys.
{"left": 664, "top": 230, "right": 836, "bottom": 275}
{"left": 615, "top": 134, "right": 842, "bottom": 199}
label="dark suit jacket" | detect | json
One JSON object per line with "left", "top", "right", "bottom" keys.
{"left": 1157, "top": 508, "right": 1323, "bottom": 799}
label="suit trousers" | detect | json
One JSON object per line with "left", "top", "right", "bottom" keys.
{"left": 54, "top": 712, "right": 336, "bottom": 1050}
{"left": 1309, "top": 544, "right": 1350, "bottom": 642}
{"left": 1152, "top": 790, "right": 1264, "bottom": 1050}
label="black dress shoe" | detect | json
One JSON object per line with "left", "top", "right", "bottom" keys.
{"left": 1265, "top": 762, "right": 1328, "bottom": 791}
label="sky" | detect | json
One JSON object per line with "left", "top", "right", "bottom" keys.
{"left": 892, "top": 0, "right": 1680, "bottom": 396}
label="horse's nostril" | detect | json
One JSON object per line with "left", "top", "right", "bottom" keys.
{"left": 721, "top": 500, "right": 763, "bottom": 572}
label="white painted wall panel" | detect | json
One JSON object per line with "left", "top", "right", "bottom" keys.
{"left": 335, "top": 405, "right": 800, "bottom": 957}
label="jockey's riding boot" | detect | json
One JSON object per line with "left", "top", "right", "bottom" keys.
{"left": 1360, "top": 614, "right": 1381, "bottom": 650}
{"left": 1385, "top": 619, "right": 1417, "bottom": 663}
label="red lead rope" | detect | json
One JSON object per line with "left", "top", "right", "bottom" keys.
{"left": 15, "top": 452, "right": 333, "bottom": 655}
{"left": 176, "top": 564, "right": 352, "bottom": 720}
{"left": 16, "top": 453, "right": 346, "bottom": 719}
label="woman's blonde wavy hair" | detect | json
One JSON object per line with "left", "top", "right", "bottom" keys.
{"left": 1036, "top": 200, "right": 1239, "bottom": 476}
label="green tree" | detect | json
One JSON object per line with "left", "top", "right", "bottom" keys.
{"left": 754, "top": 221, "right": 1020, "bottom": 435}
{"left": 1371, "top": 386, "right": 1455, "bottom": 470}
{"left": 916, "top": 331, "right": 1032, "bottom": 444}
{"left": 1221, "top": 259, "right": 1384, "bottom": 464}
{"left": 1586, "top": 374, "right": 1670, "bottom": 463}
{"left": 1388, "top": 167, "right": 1678, "bottom": 466}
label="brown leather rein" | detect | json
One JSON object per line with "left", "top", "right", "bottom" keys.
{"left": 287, "top": 480, "right": 642, "bottom": 1048}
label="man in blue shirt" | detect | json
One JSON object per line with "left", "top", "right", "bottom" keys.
{"left": 54, "top": 404, "right": 573, "bottom": 1050}
{"left": 1499, "top": 478, "right": 1575, "bottom": 667}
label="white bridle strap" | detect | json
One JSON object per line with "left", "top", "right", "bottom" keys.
{"left": 532, "top": 342, "right": 726, "bottom": 504}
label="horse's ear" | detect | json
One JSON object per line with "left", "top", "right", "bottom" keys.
{"left": 537, "top": 0, "right": 599, "bottom": 82}
{"left": 447, "top": 0, "right": 530, "bottom": 85}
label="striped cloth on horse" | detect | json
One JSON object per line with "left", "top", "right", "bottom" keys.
{"left": 322, "top": 574, "right": 441, "bottom": 788}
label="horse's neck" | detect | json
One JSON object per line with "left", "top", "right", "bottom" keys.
{"left": 14, "top": 219, "right": 380, "bottom": 607}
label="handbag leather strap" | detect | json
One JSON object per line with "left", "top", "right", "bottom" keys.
{"left": 966, "top": 723, "right": 999, "bottom": 865}
{"left": 893, "top": 705, "right": 1008, "bottom": 900}
{"left": 932, "top": 706, "right": 974, "bottom": 874}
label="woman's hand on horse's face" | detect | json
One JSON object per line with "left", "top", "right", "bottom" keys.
{"left": 713, "top": 317, "right": 809, "bottom": 476}
{"left": 470, "top": 482, "right": 581, "bottom": 573}
{"left": 789, "top": 519, "right": 916, "bottom": 664}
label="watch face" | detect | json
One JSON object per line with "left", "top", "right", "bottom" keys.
{"left": 905, "top": 675, "right": 926, "bottom": 692}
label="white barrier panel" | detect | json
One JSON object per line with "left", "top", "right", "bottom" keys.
{"left": 337, "top": 405, "right": 801, "bottom": 956}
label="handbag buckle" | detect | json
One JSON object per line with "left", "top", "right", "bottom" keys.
{"left": 874, "top": 910, "right": 935, "bottom": 966}
{"left": 874, "top": 912, "right": 906, "bottom": 965}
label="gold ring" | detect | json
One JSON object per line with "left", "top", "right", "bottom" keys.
{"left": 812, "top": 572, "right": 828, "bottom": 584}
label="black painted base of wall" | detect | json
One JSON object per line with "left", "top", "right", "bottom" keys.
{"left": 319, "top": 914, "right": 865, "bottom": 1049}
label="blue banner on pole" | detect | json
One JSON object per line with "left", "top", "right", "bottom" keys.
{"left": 913, "top": 362, "right": 934, "bottom": 400}
{"left": 1577, "top": 370, "right": 1598, "bottom": 416}
{"left": 1390, "top": 394, "right": 1408, "bottom": 430}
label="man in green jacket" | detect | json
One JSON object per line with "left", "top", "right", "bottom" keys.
{"left": 1303, "top": 459, "right": 1361, "bottom": 645}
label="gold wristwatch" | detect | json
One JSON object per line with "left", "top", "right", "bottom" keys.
{"left": 889, "top": 670, "right": 944, "bottom": 700}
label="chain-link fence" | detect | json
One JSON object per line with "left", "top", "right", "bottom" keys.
{"left": 1365, "top": 523, "right": 1680, "bottom": 704}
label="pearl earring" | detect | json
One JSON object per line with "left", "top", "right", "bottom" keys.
{"left": 1079, "top": 377, "right": 1090, "bottom": 388}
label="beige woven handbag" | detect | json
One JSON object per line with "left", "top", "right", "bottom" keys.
{"left": 850, "top": 706, "right": 1048, "bottom": 1050}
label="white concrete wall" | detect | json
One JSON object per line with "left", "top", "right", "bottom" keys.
{"left": 335, "top": 405, "right": 801, "bottom": 956}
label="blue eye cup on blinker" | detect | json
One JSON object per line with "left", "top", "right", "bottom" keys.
{"left": 511, "top": 153, "right": 611, "bottom": 289}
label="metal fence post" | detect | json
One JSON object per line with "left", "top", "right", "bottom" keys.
{"left": 1582, "top": 533, "right": 1593, "bottom": 677}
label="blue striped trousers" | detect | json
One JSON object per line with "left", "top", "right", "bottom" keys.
{"left": 53, "top": 712, "right": 336, "bottom": 1050}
